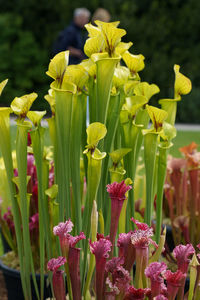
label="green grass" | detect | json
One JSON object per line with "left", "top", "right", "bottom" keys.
{"left": 169, "top": 130, "right": 200, "bottom": 157}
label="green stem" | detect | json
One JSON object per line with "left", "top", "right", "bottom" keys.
{"left": 71, "top": 93, "right": 85, "bottom": 234}
{"left": 134, "top": 108, "right": 150, "bottom": 175}
{"left": 81, "top": 150, "right": 105, "bottom": 292}
{"left": 88, "top": 77, "right": 97, "bottom": 124}
{"left": 43, "top": 159, "right": 52, "bottom": 257}
{"left": 188, "top": 255, "right": 199, "bottom": 300}
{"left": 96, "top": 56, "right": 119, "bottom": 124}
{"left": 120, "top": 120, "right": 141, "bottom": 230}
{"left": 81, "top": 93, "right": 88, "bottom": 180}
{"left": 0, "top": 109, "right": 27, "bottom": 298}
{"left": 119, "top": 198, "right": 128, "bottom": 234}
{"left": 143, "top": 132, "right": 158, "bottom": 226}
{"left": 47, "top": 117, "right": 58, "bottom": 184}
{"left": 135, "top": 247, "right": 148, "bottom": 289}
{"left": 16, "top": 120, "right": 39, "bottom": 300}
{"left": 100, "top": 92, "right": 121, "bottom": 220}
{"left": 155, "top": 145, "right": 169, "bottom": 243}
{"left": 52, "top": 84, "right": 75, "bottom": 221}
{"left": 64, "top": 263, "right": 73, "bottom": 300}
{"left": 159, "top": 99, "right": 179, "bottom": 126}
{"left": 83, "top": 254, "right": 95, "bottom": 299}
{"left": 30, "top": 126, "right": 52, "bottom": 299}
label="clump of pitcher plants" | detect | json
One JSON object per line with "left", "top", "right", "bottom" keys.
{"left": 47, "top": 181, "right": 200, "bottom": 299}
{"left": 164, "top": 142, "right": 200, "bottom": 247}
{"left": 0, "top": 20, "right": 193, "bottom": 300}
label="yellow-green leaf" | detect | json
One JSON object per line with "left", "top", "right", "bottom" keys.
{"left": 63, "top": 64, "right": 89, "bottom": 91}
{"left": 115, "top": 41, "right": 133, "bottom": 56}
{"left": 109, "top": 148, "right": 132, "bottom": 164}
{"left": 124, "top": 80, "right": 140, "bottom": 96}
{"left": 91, "top": 52, "right": 109, "bottom": 62}
{"left": 12, "top": 175, "right": 31, "bottom": 189}
{"left": 123, "top": 95, "right": 148, "bottom": 117}
{"left": 113, "top": 66, "right": 130, "bottom": 88}
{"left": 84, "top": 36, "right": 105, "bottom": 58}
{"left": 86, "top": 122, "right": 107, "bottom": 149}
{"left": 158, "top": 98, "right": 180, "bottom": 125}
{"left": 99, "top": 22, "right": 126, "bottom": 56}
{"left": 50, "top": 79, "right": 77, "bottom": 94}
{"left": 123, "top": 51, "right": 145, "bottom": 74}
{"left": 0, "top": 79, "right": 8, "bottom": 96}
{"left": 80, "top": 59, "right": 96, "bottom": 77}
{"left": 85, "top": 21, "right": 127, "bottom": 58}
{"left": 174, "top": 64, "right": 192, "bottom": 99}
{"left": 85, "top": 23, "right": 101, "bottom": 37}
{"left": 91, "top": 148, "right": 106, "bottom": 160}
{"left": 120, "top": 109, "right": 129, "bottom": 124}
{"left": 95, "top": 20, "right": 120, "bottom": 28}
{"left": 160, "top": 122, "right": 177, "bottom": 141}
{"left": 146, "top": 104, "right": 168, "bottom": 132}
{"left": 134, "top": 82, "right": 160, "bottom": 101}
{"left": 27, "top": 111, "right": 46, "bottom": 127}
{"left": 124, "top": 178, "right": 132, "bottom": 186}
{"left": 11, "top": 92, "right": 38, "bottom": 118}
{"left": 45, "top": 184, "right": 58, "bottom": 199}
{"left": 46, "top": 51, "right": 69, "bottom": 81}
{"left": 44, "top": 89, "right": 55, "bottom": 114}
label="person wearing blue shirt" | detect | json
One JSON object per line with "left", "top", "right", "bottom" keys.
{"left": 52, "top": 8, "right": 91, "bottom": 64}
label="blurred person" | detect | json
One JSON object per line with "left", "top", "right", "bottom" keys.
{"left": 52, "top": 8, "right": 91, "bottom": 64}
{"left": 91, "top": 8, "right": 111, "bottom": 24}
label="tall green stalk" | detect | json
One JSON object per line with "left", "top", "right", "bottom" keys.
{"left": 88, "top": 77, "right": 97, "bottom": 124}
{"left": 134, "top": 107, "right": 150, "bottom": 174}
{"left": 155, "top": 121, "right": 176, "bottom": 241}
{"left": 16, "top": 120, "right": 39, "bottom": 300}
{"left": 188, "top": 255, "right": 199, "bottom": 300}
{"left": 81, "top": 147, "right": 106, "bottom": 287}
{"left": 81, "top": 93, "right": 88, "bottom": 178}
{"left": 120, "top": 115, "right": 142, "bottom": 229}
{"left": 159, "top": 99, "right": 180, "bottom": 126}
{"left": 30, "top": 127, "right": 45, "bottom": 298}
{"left": 83, "top": 200, "right": 98, "bottom": 299}
{"left": 47, "top": 117, "right": 58, "bottom": 184}
{"left": 51, "top": 81, "right": 76, "bottom": 221}
{"left": 30, "top": 123, "right": 53, "bottom": 299}
{"left": 143, "top": 104, "right": 168, "bottom": 226}
{"left": 143, "top": 132, "right": 158, "bottom": 225}
{"left": 155, "top": 143, "right": 170, "bottom": 243}
{"left": 71, "top": 93, "right": 86, "bottom": 234}
{"left": 0, "top": 108, "right": 28, "bottom": 298}
{"left": 94, "top": 55, "right": 120, "bottom": 124}
{"left": 119, "top": 97, "right": 149, "bottom": 230}
{"left": 81, "top": 122, "right": 106, "bottom": 292}
{"left": 101, "top": 92, "right": 121, "bottom": 215}
{"left": 93, "top": 55, "right": 120, "bottom": 214}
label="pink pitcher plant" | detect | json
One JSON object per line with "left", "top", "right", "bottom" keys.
{"left": 164, "top": 142, "right": 200, "bottom": 246}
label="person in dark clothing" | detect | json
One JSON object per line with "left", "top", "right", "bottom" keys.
{"left": 52, "top": 8, "right": 91, "bottom": 64}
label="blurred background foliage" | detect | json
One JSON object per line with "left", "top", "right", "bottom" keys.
{"left": 0, "top": 0, "right": 199, "bottom": 122}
